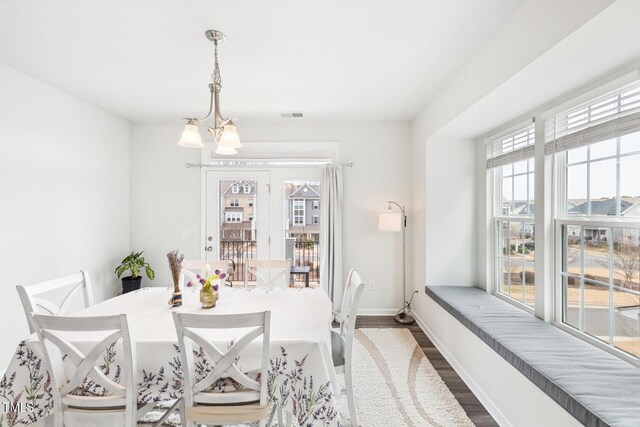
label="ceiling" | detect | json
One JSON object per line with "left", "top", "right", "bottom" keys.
{"left": 0, "top": 0, "right": 525, "bottom": 123}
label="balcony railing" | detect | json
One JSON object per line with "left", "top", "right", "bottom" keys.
{"left": 219, "top": 239, "right": 320, "bottom": 286}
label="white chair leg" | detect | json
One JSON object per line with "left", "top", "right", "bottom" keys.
{"left": 345, "top": 364, "right": 358, "bottom": 427}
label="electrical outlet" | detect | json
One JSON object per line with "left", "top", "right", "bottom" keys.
{"left": 181, "top": 229, "right": 189, "bottom": 238}
{"left": 369, "top": 280, "right": 375, "bottom": 290}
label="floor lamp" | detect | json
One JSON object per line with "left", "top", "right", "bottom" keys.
{"left": 379, "top": 201, "right": 417, "bottom": 324}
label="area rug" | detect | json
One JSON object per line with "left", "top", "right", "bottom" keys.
{"left": 138, "top": 328, "right": 474, "bottom": 427}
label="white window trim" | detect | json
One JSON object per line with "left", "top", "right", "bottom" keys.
{"left": 484, "top": 68, "right": 640, "bottom": 367}
{"left": 312, "top": 215, "right": 319, "bottom": 224}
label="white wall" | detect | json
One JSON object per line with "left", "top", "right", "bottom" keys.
{"left": 414, "top": 304, "right": 582, "bottom": 427}
{"left": 0, "top": 63, "right": 131, "bottom": 368}
{"left": 130, "top": 121, "right": 411, "bottom": 313}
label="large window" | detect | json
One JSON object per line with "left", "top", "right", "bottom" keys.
{"left": 549, "top": 80, "right": 640, "bottom": 358}
{"left": 486, "top": 74, "right": 640, "bottom": 363}
{"left": 487, "top": 124, "right": 536, "bottom": 308}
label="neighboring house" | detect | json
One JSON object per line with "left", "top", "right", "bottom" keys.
{"left": 220, "top": 181, "right": 256, "bottom": 241}
{"left": 286, "top": 183, "right": 320, "bottom": 241}
{"left": 501, "top": 201, "right": 535, "bottom": 237}
{"left": 568, "top": 198, "right": 640, "bottom": 244}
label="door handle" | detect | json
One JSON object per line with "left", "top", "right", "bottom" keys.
{"left": 205, "top": 246, "right": 213, "bottom": 252}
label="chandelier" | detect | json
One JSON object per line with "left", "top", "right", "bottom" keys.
{"left": 178, "top": 30, "right": 242, "bottom": 155}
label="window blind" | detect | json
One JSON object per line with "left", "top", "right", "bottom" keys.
{"left": 486, "top": 124, "right": 535, "bottom": 168}
{"left": 545, "top": 80, "right": 640, "bottom": 154}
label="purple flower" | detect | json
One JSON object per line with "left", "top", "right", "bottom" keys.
{"left": 213, "top": 284, "right": 219, "bottom": 291}
{"left": 186, "top": 280, "right": 195, "bottom": 287}
{"left": 219, "top": 273, "right": 226, "bottom": 279}
{"left": 214, "top": 269, "right": 221, "bottom": 275}
{"left": 199, "top": 278, "right": 206, "bottom": 284}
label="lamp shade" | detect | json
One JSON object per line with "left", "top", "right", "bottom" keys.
{"left": 178, "top": 122, "right": 204, "bottom": 148}
{"left": 214, "top": 144, "right": 237, "bottom": 155}
{"left": 378, "top": 212, "right": 402, "bottom": 232}
{"left": 218, "top": 123, "right": 242, "bottom": 149}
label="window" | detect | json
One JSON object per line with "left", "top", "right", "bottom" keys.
{"left": 549, "top": 80, "right": 640, "bottom": 358}
{"left": 487, "top": 124, "right": 536, "bottom": 308}
{"left": 313, "top": 200, "right": 319, "bottom": 210}
{"left": 229, "top": 198, "right": 239, "bottom": 207}
{"left": 243, "top": 184, "right": 251, "bottom": 194}
{"left": 231, "top": 185, "right": 239, "bottom": 194}
{"left": 293, "top": 199, "right": 305, "bottom": 226}
{"left": 225, "top": 212, "right": 242, "bottom": 223}
{"left": 312, "top": 215, "right": 319, "bottom": 224}
{"left": 248, "top": 215, "right": 254, "bottom": 221}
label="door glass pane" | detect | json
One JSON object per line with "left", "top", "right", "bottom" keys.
{"left": 219, "top": 179, "right": 257, "bottom": 285}
{"left": 284, "top": 180, "right": 321, "bottom": 287}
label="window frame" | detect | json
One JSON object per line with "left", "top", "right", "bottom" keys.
{"left": 293, "top": 198, "right": 305, "bottom": 226}
{"left": 487, "top": 120, "right": 537, "bottom": 313}
{"left": 225, "top": 211, "right": 243, "bottom": 223}
{"left": 485, "top": 69, "right": 640, "bottom": 366}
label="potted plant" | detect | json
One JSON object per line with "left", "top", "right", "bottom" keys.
{"left": 115, "top": 251, "right": 155, "bottom": 293}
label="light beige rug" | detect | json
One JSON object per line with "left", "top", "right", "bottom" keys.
{"left": 139, "top": 328, "right": 474, "bottom": 427}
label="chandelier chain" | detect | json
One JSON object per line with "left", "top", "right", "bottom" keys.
{"left": 212, "top": 38, "right": 222, "bottom": 93}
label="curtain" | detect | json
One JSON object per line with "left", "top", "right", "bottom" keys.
{"left": 320, "top": 165, "right": 343, "bottom": 309}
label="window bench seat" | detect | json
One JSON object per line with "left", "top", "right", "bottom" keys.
{"left": 424, "top": 285, "right": 640, "bottom": 427}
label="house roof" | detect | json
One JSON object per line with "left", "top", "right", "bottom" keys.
{"left": 222, "top": 181, "right": 256, "bottom": 196}
{"left": 289, "top": 184, "right": 320, "bottom": 199}
{"left": 569, "top": 198, "right": 634, "bottom": 215}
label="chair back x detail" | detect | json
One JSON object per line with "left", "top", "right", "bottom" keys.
{"left": 17, "top": 270, "right": 94, "bottom": 333}
{"left": 31, "top": 313, "right": 148, "bottom": 427}
{"left": 244, "top": 259, "right": 290, "bottom": 289}
{"left": 172, "top": 311, "right": 274, "bottom": 427}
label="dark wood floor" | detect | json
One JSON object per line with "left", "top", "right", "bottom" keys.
{"left": 355, "top": 316, "right": 498, "bottom": 427}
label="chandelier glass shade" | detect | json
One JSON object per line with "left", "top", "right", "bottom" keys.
{"left": 178, "top": 30, "right": 242, "bottom": 155}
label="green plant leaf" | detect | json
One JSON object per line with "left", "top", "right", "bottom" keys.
{"left": 145, "top": 266, "right": 155, "bottom": 280}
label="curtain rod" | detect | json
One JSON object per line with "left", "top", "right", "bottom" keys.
{"left": 185, "top": 160, "right": 353, "bottom": 168}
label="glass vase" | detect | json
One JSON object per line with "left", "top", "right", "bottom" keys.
{"left": 200, "top": 287, "right": 218, "bottom": 309}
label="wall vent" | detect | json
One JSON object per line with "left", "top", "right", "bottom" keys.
{"left": 280, "top": 112, "right": 304, "bottom": 118}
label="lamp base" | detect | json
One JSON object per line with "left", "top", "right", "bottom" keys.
{"left": 394, "top": 310, "right": 415, "bottom": 324}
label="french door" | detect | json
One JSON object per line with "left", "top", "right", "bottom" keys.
{"left": 205, "top": 171, "right": 270, "bottom": 282}
{"left": 204, "top": 168, "right": 322, "bottom": 286}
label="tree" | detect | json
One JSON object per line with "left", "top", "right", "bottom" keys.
{"left": 614, "top": 243, "right": 640, "bottom": 289}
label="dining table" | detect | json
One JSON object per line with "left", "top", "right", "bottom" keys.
{"left": 0, "top": 285, "right": 341, "bottom": 427}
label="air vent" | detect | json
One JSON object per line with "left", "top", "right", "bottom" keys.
{"left": 280, "top": 112, "right": 304, "bottom": 118}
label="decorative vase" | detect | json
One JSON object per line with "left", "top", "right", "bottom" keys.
{"left": 169, "top": 290, "right": 183, "bottom": 307}
{"left": 200, "top": 287, "right": 218, "bottom": 309}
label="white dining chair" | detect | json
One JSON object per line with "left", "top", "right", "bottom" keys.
{"left": 30, "top": 313, "right": 159, "bottom": 427}
{"left": 17, "top": 270, "right": 94, "bottom": 334}
{"left": 172, "top": 311, "right": 276, "bottom": 427}
{"left": 331, "top": 269, "right": 365, "bottom": 427}
{"left": 244, "top": 259, "right": 291, "bottom": 289}
{"left": 180, "top": 259, "right": 232, "bottom": 287}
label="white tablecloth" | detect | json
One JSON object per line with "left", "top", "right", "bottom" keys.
{"left": 0, "top": 286, "right": 340, "bottom": 427}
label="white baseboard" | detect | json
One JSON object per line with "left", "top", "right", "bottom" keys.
{"left": 357, "top": 308, "right": 398, "bottom": 316}
{"left": 412, "top": 312, "right": 512, "bottom": 427}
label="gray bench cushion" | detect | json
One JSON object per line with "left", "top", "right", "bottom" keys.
{"left": 425, "top": 285, "right": 640, "bottom": 427}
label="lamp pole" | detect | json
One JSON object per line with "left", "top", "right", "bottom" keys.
{"left": 387, "top": 201, "right": 415, "bottom": 324}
